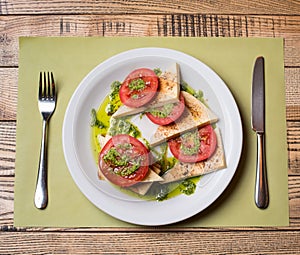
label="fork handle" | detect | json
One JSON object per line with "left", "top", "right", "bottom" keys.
{"left": 34, "top": 119, "right": 48, "bottom": 209}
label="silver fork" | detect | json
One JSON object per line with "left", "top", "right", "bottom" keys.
{"left": 34, "top": 72, "right": 57, "bottom": 209}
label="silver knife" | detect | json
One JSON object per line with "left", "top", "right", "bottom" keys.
{"left": 251, "top": 56, "right": 269, "bottom": 209}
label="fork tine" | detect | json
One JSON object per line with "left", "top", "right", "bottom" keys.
{"left": 39, "top": 72, "right": 43, "bottom": 98}
{"left": 43, "top": 72, "right": 47, "bottom": 98}
{"left": 47, "top": 72, "right": 51, "bottom": 97}
{"left": 50, "top": 72, "right": 56, "bottom": 98}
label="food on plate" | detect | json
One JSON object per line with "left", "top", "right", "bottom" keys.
{"left": 119, "top": 68, "right": 159, "bottom": 108}
{"left": 91, "top": 63, "right": 226, "bottom": 200}
{"left": 168, "top": 124, "right": 217, "bottom": 163}
{"left": 97, "top": 134, "right": 163, "bottom": 186}
{"left": 149, "top": 91, "right": 218, "bottom": 147}
{"left": 161, "top": 128, "right": 226, "bottom": 183}
{"left": 98, "top": 134, "right": 150, "bottom": 187}
{"left": 112, "top": 63, "right": 180, "bottom": 118}
{"left": 145, "top": 92, "right": 185, "bottom": 125}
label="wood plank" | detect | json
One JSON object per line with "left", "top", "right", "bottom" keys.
{"left": 0, "top": 177, "right": 13, "bottom": 227}
{"left": 288, "top": 121, "right": 300, "bottom": 175}
{"left": 0, "top": 230, "right": 300, "bottom": 254}
{"left": 1, "top": 176, "right": 300, "bottom": 229}
{"left": 0, "top": 68, "right": 18, "bottom": 120}
{"left": 289, "top": 175, "right": 300, "bottom": 226}
{"left": 286, "top": 68, "right": 300, "bottom": 120}
{"left": 0, "top": 122, "right": 15, "bottom": 176}
{"left": 0, "top": 15, "right": 299, "bottom": 67}
{"left": 0, "top": 0, "right": 299, "bottom": 15}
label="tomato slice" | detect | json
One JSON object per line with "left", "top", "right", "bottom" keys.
{"left": 145, "top": 93, "right": 185, "bottom": 126}
{"left": 119, "top": 68, "right": 159, "bottom": 108}
{"left": 99, "top": 134, "right": 149, "bottom": 187}
{"left": 168, "top": 125, "right": 217, "bottom": 163}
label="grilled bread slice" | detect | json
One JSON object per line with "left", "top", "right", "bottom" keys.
{"left": 112, "top": 63, "right": 180, "bottom": 118}
{"left": 149, "top": 91, "right": 218, "bottom": 146}
{"left": 160, "top": 128, "right": 226, "bottom": 183}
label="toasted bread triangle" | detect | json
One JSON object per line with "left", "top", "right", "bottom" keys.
{"left": 160, "top": 128, "right": 226, "bottom": 183}
{"left": 149, "top": 91, "right": 218, "bottom": 146}
{"left": 112, "top": 63, "right": 180, "bottom": 118}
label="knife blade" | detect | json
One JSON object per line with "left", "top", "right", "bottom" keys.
{"left": 251, "top": 56, "right": 269, "bottom": 209}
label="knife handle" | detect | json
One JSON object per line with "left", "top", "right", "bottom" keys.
{"left": 255, "top": 132, "right": 269, "bottom": 209}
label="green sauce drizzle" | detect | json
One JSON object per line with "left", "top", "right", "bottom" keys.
{"left": 128, "top": 78, "right": 146, "bottom": 91}
{"left": 91, "top": 76, "right": 205, "bottom": 201}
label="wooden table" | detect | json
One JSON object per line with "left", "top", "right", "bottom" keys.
{"left": 0, "top": 1, "right": 299, "bottom": 254}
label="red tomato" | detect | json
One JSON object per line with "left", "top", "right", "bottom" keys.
{"left": 146, "top": 93, "right": 185, "bottom": 125}
{"left": 168, "top": 125, "right": 217, "bottom": 163}
{"left": 99, "top": 134, "right": 149, "bottom": 187}
{"left": 119, "top": 68, "right": 159, "bottom": 108}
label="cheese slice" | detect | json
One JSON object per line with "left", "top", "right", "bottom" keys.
{"left": 149, "top": 91, "right": 218, "bottom": 146}
{"left": 112, "top": 63, "right": 180, "bottom": 118}
{"left": 97, "top": 165, "right": 162, "bottom": 196}
{"left": 160, "top": 128, "right": 226, "bottom": 184}
{"left": 129, "top": 182, "right": 153, "bottom": 196}
{"left": 97, "top": 166, "right": 163, "bottom": 182}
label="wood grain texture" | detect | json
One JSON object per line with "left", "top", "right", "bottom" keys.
{"left": 0, "top": 122, "right": 15, "bottom": 176}
{"left": 0, "top": 15, "right": 299, "bottom": 66}
{"left": 0, "top": 177, "right": 13, "bottom": 227}
{"left": 286, "top": 68, "right": 300, "bottom": 120}
{"left": 0, "top": 230, "right": 300, "bottom": 254}
{"left": 0, "top": 0, "right": 299, "bottom": 15}
{"left": 0, "top": 68, "right": 17, "bottom": 120}
{"left": 0, "top": 0, "right": 299, "bottom": 253}
{"left": 288, "top": 121, "right": 300, "bottom": 174}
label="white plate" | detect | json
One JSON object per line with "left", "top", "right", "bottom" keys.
{"left": 62, "top": 47, "right": 243, "bottom": 226}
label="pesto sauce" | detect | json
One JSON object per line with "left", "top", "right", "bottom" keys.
{"left": 145, "top": 177, "right": 200, "bottom": 201}
{"left": 103, "top": 145, "right": 142, "bottom": 177}
{"left": 91, "top": 76, "right": 204, "bottom": 202}
{"left": 153, "top": 68, "right": 162, "bottom": 76}
{"left": 112, "top": 176, "right": 200, "bottom": 202}
{"left": 128, "top": 78, "right": 146, "bottom": 91}
{"left": 108, "top": 117, "right": 141, "bottom": 138}
{"left": 91, "top": 96, "right": 111, "bottom": 162}
{"left": 91, "top": 80, "right": 140, "bottom": 160}
{"left": 106, "top": 81, "right": 122, "bottom": 115}
{"left": 147, "top": 103, "right": 175, "bottom": 118}
{"left": 150, "top": 143, "right": 177, "bottom": 174}
{"left": 180, "top": 130, "right": 200, "bottom": 156}
{"left": 181, "top": 80, "right": 207, "bottom": 106}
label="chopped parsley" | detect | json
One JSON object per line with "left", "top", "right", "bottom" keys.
{"left": 128, "top": 78, "right": 146, "bottom": 91}
{"left": 153, "top": 68, "right": 162, "bottom": 76}
{"left": 103, "top": 145, "right": 142, "bottom": 177}
{"left": 179, "top": 179, "right": 196, "bottom": 195}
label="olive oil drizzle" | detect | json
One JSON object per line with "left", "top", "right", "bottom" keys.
{"left": 91, "top": 78, "right": 207, "bottom": 201}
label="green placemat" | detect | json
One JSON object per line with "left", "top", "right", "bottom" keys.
{"left": 14, "top": 37, "right": 289, "bottom": 227}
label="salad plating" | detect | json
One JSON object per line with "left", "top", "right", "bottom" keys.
{"left": 91, "top": 64, "right": 226, "bottom": 201}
